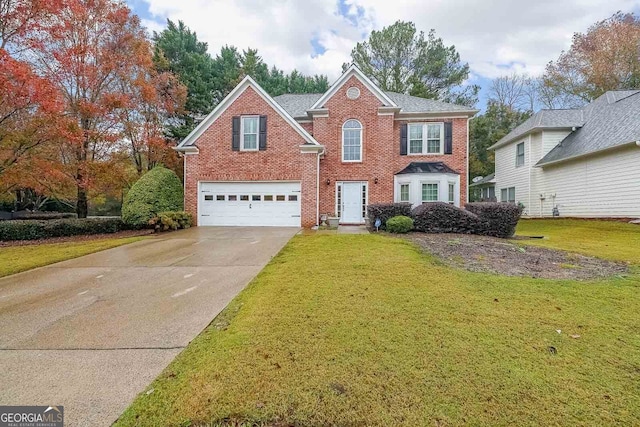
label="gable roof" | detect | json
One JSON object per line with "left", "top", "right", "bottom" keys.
{"left": 175, "top": 75, "right": 319, "bottom": 151}
{"left": 469, "top": 173, "right": 495, "bottom": 187}
{"left": 489, "top": 109, "right": 585, "bottom": 150}
{"left": 309, "top": 64, "right": 397, "bottom": 110}
{"left": 273, "top": 91, "right": 477, "bottom": 119}
{"left": 537, "top": 90, "right": 640, "bottom": 166}
{"left": 395, "top": 161, "right": 459, "bottom": 175}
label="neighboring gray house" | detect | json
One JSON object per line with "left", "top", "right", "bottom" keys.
{"left": 489, "top": 90, "right": 640, "bottom": 218}
{"left": 469, "top": 173, "right": 496, "bottom": 201}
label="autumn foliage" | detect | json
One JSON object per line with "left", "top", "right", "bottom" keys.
{"left": 0, "top": 0, "right": 186, "bottom": 217}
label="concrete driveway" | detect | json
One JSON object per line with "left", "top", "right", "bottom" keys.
{"left": 0, "top": 227, "right": 298, "bottom": 426}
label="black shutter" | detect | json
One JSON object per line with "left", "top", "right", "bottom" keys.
{"left": 444, "top": 122, "right": 453, "bottom": 154}
{"left": 232, "top": 116, "right": 240, "bottom": 151}
{"left": 400, "top": 124, "right": 408, "bottom": 155}
{"left": 259, "top": 115, "right": 267, "bottom": 151}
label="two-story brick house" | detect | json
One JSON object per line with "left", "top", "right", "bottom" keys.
{"left": 175, "top": 65, "right": 477, "bottom": 227}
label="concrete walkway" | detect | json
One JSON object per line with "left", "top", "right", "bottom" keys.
{"left": 0, "top": 227, "right": 298, "bottom": 426}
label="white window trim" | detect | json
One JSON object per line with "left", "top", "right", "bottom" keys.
{"left": 501, "top": 187, "right": 516, "bottom": 203}
{"left": 408, "top": 122, "right": 444, "bottom": 156}
{"left": 240, "top": 115, "right": 259, "bottom": 151}
{"left": 397, "top": 181, "right": 411, "bottom": 203}
{"left": 515, "top": 141, "right": 525, "bottom": 167}
{"left": 420, "top": 181, "right": 440, "bottom": 202}
{"left": 448, "top": 181, "right": 456, "bottom": 204}
{"left": 342, "top": 120, "right": 363, "bottom": 163}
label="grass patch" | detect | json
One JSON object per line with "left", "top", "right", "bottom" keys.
{"left": 116, "top": 233, "right": 640, "bottom": 427}
{"left": 516, "top": 219, "right": 640, "bottom": 263}
{"left": 0, "top": 236, "right": 147, "bottom": 278}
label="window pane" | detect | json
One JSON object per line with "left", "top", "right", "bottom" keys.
{"left": 276, "top": 195, "right": 285, "bottom": 201}
{"left": 409, "top": 124, "right": 423, "bottom": 139}
{"left": 228, "top": 195, "right": 237, "bottom": 201}
{"left": 243, "top": 134, "right": 257, "bottom": 150}
{"left": 448, "top": 183, "right": 455, "bottom": 203}
{"left": 400, "top": 184, "right": 409, "bottom": 202}
{"left": 204, "top": 195, "right": 213, "bottom": 201}
{"left": 288, "top": 195, "right": 298, "bottom": 201}
{"left": 342, "top": 123, "right": 361, "bottom": 161}
{"left": 243, "top": 117, "right": 258, "bottom": 133}
{"left": 501, "top": 189, "right": 508, "bottom": 202}
{"left": 409, "top": 139, "right": 422, "bottom": 154}
{"left": 264, "top": 195, "right": 273, "bottom": 201}
{"left": 240, "top": 195, "right": 249, "bottom": 201}
{"left": 427, "top": 139, "right": 440, "bottom": 153}
{"left": 216, "top": 195, "right": 225, "bottom": 201}
{"left": 427, "top": 124, "right": 441, "bottom": 139}
{"left": 422, "top": 183, "right": 438, "bottom": 201}
{"left": 336, "top": 184, "right": 342, "bottom": 217}
{"left": 343, "top": 119, "right": 361, "bottom": 129}
{"left": 508, "top": 187, "right": 516, "bottom": 202}
{"left": 252, "top": 195, "right": 261, "bottom": 201}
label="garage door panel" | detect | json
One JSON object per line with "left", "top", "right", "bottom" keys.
{"left": 200, "top": 182, "right": 301, "bottom": 227}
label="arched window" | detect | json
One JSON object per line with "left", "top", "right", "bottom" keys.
{"left": 342, "top": 119, "right": 362, "bottom": 162}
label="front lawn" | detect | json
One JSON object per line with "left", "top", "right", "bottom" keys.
{"left": 0, "top": 236, "right": 147, "bottom": 278}
{"left": 516, "top": 218, "right": 640, "bottom": 263}
{"left": 116, "top": 229, "right": 640, "bottom": 426}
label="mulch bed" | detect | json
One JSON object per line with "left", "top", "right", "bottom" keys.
{"left": 0, "top": 229, "right": 154, "bottom": 247}
{"left": 405, "top": 232, "right": 628, "bottom": 280}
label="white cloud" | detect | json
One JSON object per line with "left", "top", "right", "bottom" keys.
{"left": 138, "top": 0, "right": 640, "bottom": 83}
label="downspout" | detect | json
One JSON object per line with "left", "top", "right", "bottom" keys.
{"left": 316, "top": 148, "right": 325, "bottom": 226}
{"left": 528, "top": 134, "right": 532, "bottom": 217}
{"left": 466, "top": 117, "right": 472, "bottom": 204}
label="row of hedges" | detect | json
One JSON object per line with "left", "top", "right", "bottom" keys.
{"left": 0, "top": 218, "right": 126, "bottom": 241}
{"left": 368, "top": 202, "right": 523, "bottom": 238}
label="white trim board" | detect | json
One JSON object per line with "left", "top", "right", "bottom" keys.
{"left": 176, "top": 75, "right": 320, "bottom": 151}
{"left": 310, "top": 64, "right": 397, "bottom": 110}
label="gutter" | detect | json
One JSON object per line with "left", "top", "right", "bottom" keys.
{"left": 536, "top": 140, "right": 640, "bottom": 168}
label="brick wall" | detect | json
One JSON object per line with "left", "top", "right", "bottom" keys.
{"left": 185, "top": 86, "right": 318, "bottom": 227}
{"left": 311, "top": 75, "right": 469, "bottom": 217}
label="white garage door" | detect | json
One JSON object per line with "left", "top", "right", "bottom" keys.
{"left": 199, "top": 181, "right": 301, "bottom": 227}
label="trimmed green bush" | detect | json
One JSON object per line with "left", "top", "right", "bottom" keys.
{"left": 122, "top": 166, "right": 183, "bottom": 227}
{"left": 0, "top": 218, "right": 125, "bottom": 241}
{"left": 412, "top": 202, "right": 483, "bottom": 234}
{"left": 11, "top": 211, "right": 77, "bottom": 220}
{"left": 465, "top": 202, "right": 524, "bottom": 238}
{"left": 386, "top": 215, "right": 414, "bottom": 233}
{"left": 366, "top": 203, "right": 412, "bottom": 231}
{"left": 148, "top": 211, "right": 193, "bottom": 231}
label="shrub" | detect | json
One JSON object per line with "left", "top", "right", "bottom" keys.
{"left": 0, "top": 218, "right": 126, "bottom": 241}
{"left": 148, "top": 211, "right": 193, "bottom": 231}
{"left": 386, "top": 215, "right": 414, "bottom": 233}
{"left": 465, "top": 202, "right": 523, "bottom": 238}
{"left": 10, "top": 211, "right": 77, "bottom": 220}
{"left": 366, "top": 203, "right": 412, "bottom": 231}
{"left": 411, "top": 202, "right": 485, "bottom": 234}
{"left": 121, "top": 166, "right": 183, "bottom": 227}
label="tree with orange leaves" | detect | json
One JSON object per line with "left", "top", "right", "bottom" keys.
{"left": 18, "top": 0, "right": 185, "bottom": 217}
{"left": 544, "top": 12, "right": 640, "bottom": 107}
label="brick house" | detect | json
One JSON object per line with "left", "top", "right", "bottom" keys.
{"left": 175, "top": 65, "right": 478, "bottom": 227}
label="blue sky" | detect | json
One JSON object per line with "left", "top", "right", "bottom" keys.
{"left": 127, "top": 0, "right": 640, "bottom": 111}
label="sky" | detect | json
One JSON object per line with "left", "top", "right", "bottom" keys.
{"left": 127, "top": 0, "right": 640, "bottom": 110}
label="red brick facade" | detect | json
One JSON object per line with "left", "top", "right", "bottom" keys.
{"left": 184, "top": 86, "right": 318, "bottom": 227}
{"left": 183, "top": 75, "right": 470, "bottom": 228}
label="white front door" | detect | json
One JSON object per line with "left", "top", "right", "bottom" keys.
{"left": 199, "top": 181, "right": 301, "bottom": 227}
{"left": 340, "top": 182, "right": 366, "bottom": 224}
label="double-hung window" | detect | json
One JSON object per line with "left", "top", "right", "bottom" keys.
{"left": 448, "top": 182, "right": 455, "bottom": 204}
{"left": 408, "top": 123, "right": 444, "bottom": 155}
{"left": 241, "top": 116, "right": 259, "bottom": 151}
{"left": 501, "top": 187, "right": 516, "bottom": 203}
{"left": 422, "top": 183, "right": 439, "bottom": 202}
{"left": 516, "top": 142, "right": 525, "bottom": 167}
{"left": 399, "top": 183, "right": 410, "bottom": 202}
{"left": 342, "top": 119, "right": 362, "bottom": 162}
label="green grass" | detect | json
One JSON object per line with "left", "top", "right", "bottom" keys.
{"left": 516, "top": 218, "right": 640, "bottom": 263}
{"left": 0, "top": 236, "right": 147, "bottom": 278}
{"left": 116, "top": 232, "right": 640, "bottom": 427}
